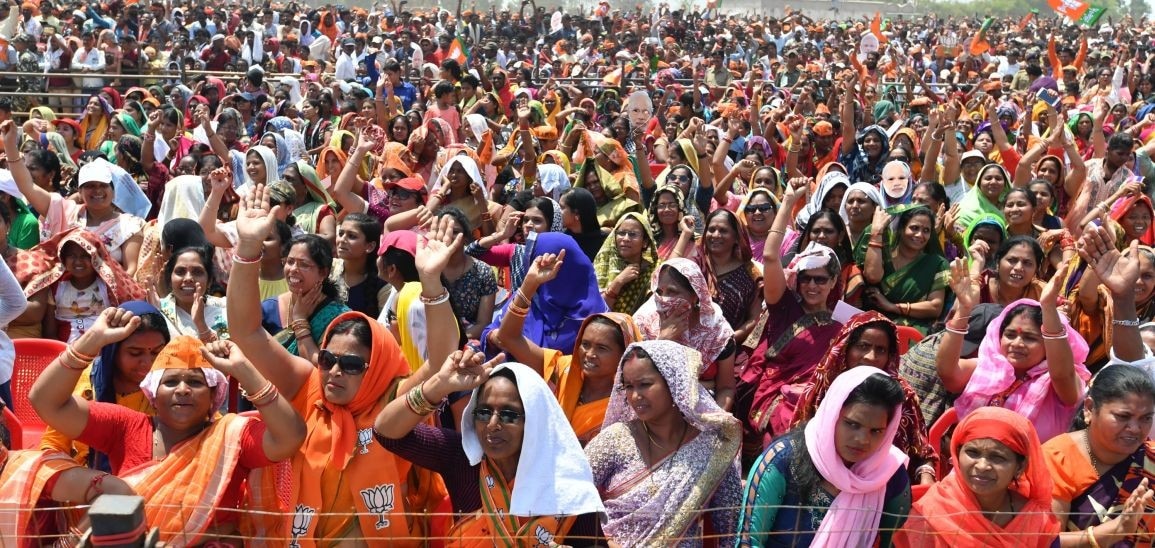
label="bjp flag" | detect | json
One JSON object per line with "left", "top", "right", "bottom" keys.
{"left": 1047, "top": 0, "right": 1106, "bottom": 26}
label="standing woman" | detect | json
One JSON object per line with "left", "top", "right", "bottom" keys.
{"left": 737, "top": 366, "right": 911, "bottom": 547}
{"left": 695, "top": 208, "right": 763, "bottom": 346}
{"left": 584, "top": 340, "right": 742, "bottom": 546}
{"left": 632, "top": 259, "right": 736, "bottom": 411}
{"left": 863, "top": 206, "right": 949, "bottom": 334}
{"left": 437, "top": 208, "right": 498, "bottom": 341}
{"left": 896, "top": 407, "right": 1059, "bottom": 548}
{"left": 594, "top": 212, "right": 657, "bottom": 315}
{"left": 374, "top": 351, "right": 605, "bottom": 545}
{"left": 78, "top": 94, "right": 113, "bottom": 151}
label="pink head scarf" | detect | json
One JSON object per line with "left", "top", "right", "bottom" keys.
{"left": 803, "top": 365, "right": 908, "bottom": 547}
{"left": 954, "top": 298, "right": 1091, "bottom": 442}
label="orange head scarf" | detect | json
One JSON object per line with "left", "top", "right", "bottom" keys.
{"left": 896, "top": 406, "right": 1059, "bottom": 548}
{"left": 311, "top": 311, "right": 409, "bottom": 469}
{"left": 316, "top": 146, "right": 347, "bottom": 182}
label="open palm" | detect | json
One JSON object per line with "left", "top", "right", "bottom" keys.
{"left": 235, "top": 184, "right": 275, "bottom": 247}
{"left": 416, "top": 215, "right": 463, "bottom": 279}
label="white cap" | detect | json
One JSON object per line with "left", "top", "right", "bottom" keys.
{"left": 79, "top": 160, "right": 113, "bottom": 186}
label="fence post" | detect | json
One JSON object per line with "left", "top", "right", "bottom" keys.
{"left": 80, "top": 494, "right": 158, "bottom": 548}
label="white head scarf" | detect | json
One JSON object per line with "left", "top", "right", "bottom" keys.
{"left": 460, "top": 362, "right": 605, "bottom": 518}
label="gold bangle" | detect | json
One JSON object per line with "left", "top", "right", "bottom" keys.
{"left": 1087, "top": 526, "right": 1102, "bottom": 548}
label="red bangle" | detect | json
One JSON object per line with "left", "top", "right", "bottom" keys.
{"left": 232, "top": 250, "right": 263, "bottom": 264}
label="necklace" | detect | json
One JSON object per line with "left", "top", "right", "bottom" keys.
{"left": 644, "top": 419, "right": 688, "bottom": 497}
{"left": 1084, "top": 431, "right": 1103, "bottom": 477}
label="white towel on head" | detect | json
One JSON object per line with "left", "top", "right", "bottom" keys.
{"left": 460, "top": 362, "right": 605, "bottom": 518}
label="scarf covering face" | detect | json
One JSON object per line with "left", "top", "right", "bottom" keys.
{"left": 481, "top": 233, "right": 609, "bottom": 357}
{"left": 803, "top": 365, "right": 908, "bottom": 548}
{"left": 599, "top": 340, "right": 741, "bottom": 543}
{"left": 632, "top": 258, "right": 734, "bottom": 365}
{"left": 896, "top": 406, "right": 1059, "bottom": 548}
{"left": 460, "top": 362, "right": 606, "bottom": 517}
{"left": 955, "top": 299, "right": 1091, "bottom": 442}
{"left": 792, "top": 311, "right": 936, "bottom": 468}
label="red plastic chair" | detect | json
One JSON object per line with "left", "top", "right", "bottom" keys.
{"left": 11, "top": 338, "right": 67, "bottom": 449}
{"left": 2, "top": 404, "right": 23, "bottom": 449}
{"left": 896, "top": 326, "right": 925, "bottom": 355}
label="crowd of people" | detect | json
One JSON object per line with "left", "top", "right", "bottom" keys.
{"left": 3, "top": 0, "right": 1155, "bottom": 545}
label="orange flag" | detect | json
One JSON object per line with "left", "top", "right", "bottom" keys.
{"left": 871, "top": 12, "right": 888, "bottom": 44}
{"left": 969, "top": 17, "right": 993, "bottom": 56}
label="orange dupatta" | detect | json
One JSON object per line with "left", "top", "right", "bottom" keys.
{"left": 119, "top": 413, "right": 286, "bottom": 547}
{"left": 447, "top": 459, "right": 575, "bottom": 547}
{"left": 288, "top": 311, "right": 423, "bottom": 547}
{"left": 551, "top": 313, "right": 642, "bottom": 444}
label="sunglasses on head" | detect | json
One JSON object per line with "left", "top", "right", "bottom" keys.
{"left": 318, "top": 350, "right": 368, "bottom": 375}
{"left": 744, "top": 203, "right": 774, "bottom": 214}
{"left": 472, "top": 407, "right": 524, "bottom": 425}
{"left": 798, "top": 273, "right": 831, "bottom": 286}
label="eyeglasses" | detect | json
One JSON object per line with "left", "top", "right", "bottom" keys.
{"left": 797, "top": 273, "right": 831, "bottom": 286}
{"left": 472, "top": 407, "right": 524, "bottom": 425}
{"left": 656, "top": 203, "right": 680, "bottom": 211}
{"left": 318, "top": 350, "right": 368, "bottom": 375}
{"left": 744, "top": 204, "right": 774, "bottom": 214}
{"left": 615, "top": 230, "right": 642, "bottom": 240}
{"left": 391, "top": 188, "right": 418, "bottom": 200}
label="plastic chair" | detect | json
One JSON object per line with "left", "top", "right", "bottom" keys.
{"left": 2, "top": 404, "right": 23, "bottom": 449}
{"left": 11, "top": 338, "right": 67, "bottom": 449}
{"left": 896, "top": 326, "right": 925, "bottom": 355}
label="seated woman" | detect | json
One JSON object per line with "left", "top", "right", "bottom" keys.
{"left": 739, "top": 182, "right": 844, "bottom": 454}
{"left": 897, "top": 406, "right": 1059, "bottom": 547}
{"left": 594, "top": 212, "right": 657, "bottom": 315}
{"left": 333, "top": 213, "right": 389, "bottom": 319}
{"left": 283, "top": 160, "right": 338, "bottom": 243}
{"left": 495, "top": 246, "right": 643, "bottom": 444}
{"left": 259, "top": 234, "right": 350, "bottom": 363}
{"left": 863, "top": 206, "right": 949, "bottom": 334}
{"left": 971, "top": 236, "right": 1046, "bottom": 306}
{"left": 158, "top": 246, "right": 228, "bottom": 342}
{"left": 436, "top": 208, "right": 498, "bottom": 341}
{"left": 4, "top": 121, "right": 145, "bottom": 275}
{"left": 28, "top": 312, "right": 306, "bottom": 544}
{"left": 427, "top": 155, "right": 502, "bottom": 237}
{"left": 228, "top": 188, "right": 464, "bottom": 544}
{"left": 0, "top": 443, "right": 136, "bottom": 544}
{"left": 585, "top": 340, "right": 742, "bottom": 546}
{"left": 694, "top": 209, "right": 763, "bottom": 347}
{"left": 466, "top": 197, "right": 564, "bottom": 293}
{"left": 482, "top": 233, "right": 609, "bottom": 358}
{"left": 792, "top": 312, "right": 938, "bottom": 485}
{"left": 737, "top": 366, "right": 911, "bottom": 547}
{"left": 1003, "top": 187, "right": 1046, "bottom": 240}
{"left": 374, "top": 350, "right": 605, "bottom": 545}
{"left": 39, "top": 301, "right": 169, "bottom": 469}
{"left": 559, "top": 188, "right": 607, "bottom": 262}
{"left": 632, "top": 259, "right": 735, "bottom": 411}
{"left": 938, "top": 256, "right": 1090, "bottom": 442}
{"left": 737, "top": 187, "right": 779, "bottom": 260}
{"left": 1043, "top": 364, "right": 1155, "bottom": 546}
{"left": 951, "top": 163, "right": 1010, "bottom": 242}
{"left": 22, "top": 228, "right": 145, "bottom": 342}
{"left": 574, "top": 158, "right": 642, "bottom": 229}
{"left": 648, "top": 185, "right": 697, "bottom": 261}
{"left": 841, "top": 181, "right": 883, "bottom": 252}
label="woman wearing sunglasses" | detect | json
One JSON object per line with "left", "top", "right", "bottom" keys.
{"left": 226, "top": 185, "right": 464, "bottom": 546}
{"left": 737, "top": 180, "right": 845, "bottom": 467}
{"left": 374, "top": 348, "right": 605, "bottom": 546}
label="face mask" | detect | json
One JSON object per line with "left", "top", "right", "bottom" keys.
{"left": 654, "top": 294, "right": 691, "bottom": 316}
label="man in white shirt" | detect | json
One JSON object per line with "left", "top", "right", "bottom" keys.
{"left": 334, "top": 38, "right": 357, "bottom": 81}
{"left": 70, "top": 29, "right": 105, "bottom": 94}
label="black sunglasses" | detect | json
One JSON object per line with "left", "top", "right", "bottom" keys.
{"left": 318, "top": 350, "right": 368, "bottom": 375}
{"left": 472, "top": 407, "right": 524, "bottom": 425}
{"left": 744, "top": 203, "right": 774, "bottom": 214}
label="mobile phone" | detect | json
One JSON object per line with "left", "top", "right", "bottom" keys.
{"left": 1037, "top": 88, "right": 1060, "bottom": 108}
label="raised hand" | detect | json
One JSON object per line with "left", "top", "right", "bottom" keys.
{"left": 235, "top": 183, "right": 276, "bottom": 249}
{"left": 415, "top": 214, "right": 464, "bottom": 279}
{"left": 429, "top": 348, "right": 504, "bottom": 398}
{"left": 496, "top": 211, "right": 523, "bottom": 240}
{"left": 525, "top": 248, "right": 566, "bottom": 288}
{"left": 0, "top": 120, "right": 16, "bottom": 153}
{"left": 1079, "top": 224, "right": 1139, "bottom": 299}
{"left": 190, "top": 282, "right": 208, "bottom": 326}
{"left": 200, "top": 340, "right": 252, "bottom": 379}
{"left": 75, "top": 308, "right": 143, "bottom": 356}
{"left": 356, "top": 130, "right": 376, "bottom": 154}
{"left": 948, "top": 257, "right": 978, "bottom": 312}
{"left": 1112, "top": 478, "right": 1154, "bottom": 539}
{"left": 871, "top": 206, "right": 890, "bottom": 234}
{"left": 679, "top": 215, "right": 696, "bottom": 234}
{"left": 1040, "top": 252, "right": 1071, "bottom": 308}
{"left": 782, "top": 177, "right": 810, "bottom": 205}
{"left": 208, "top": 167, "right": 232, "bottom": 196}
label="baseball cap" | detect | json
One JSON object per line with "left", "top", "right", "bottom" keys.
{"left": 79, "top": 159, "right": 113, "bottom": 186}
{"left": 383, "top": 177, "right": 427, "bottom": 193}
{"left": 960, "top": 149, "right": 987, "bottom": 165}
{"left": 379, "top": 230, "right": 417, "bottom": 255}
